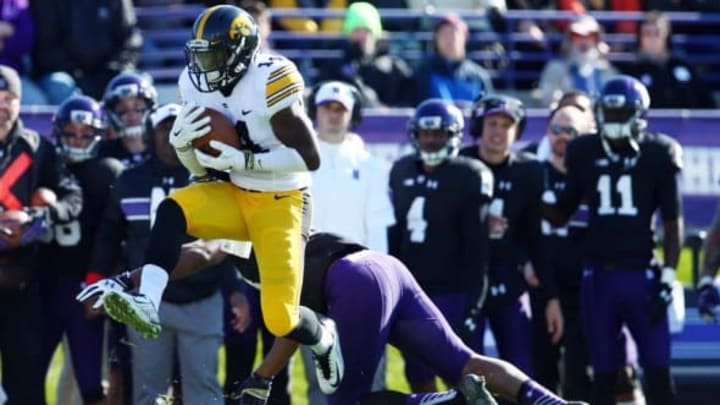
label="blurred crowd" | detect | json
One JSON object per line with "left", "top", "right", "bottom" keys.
{"left": 0, "top": 0, "right": 719, "bottom": 109}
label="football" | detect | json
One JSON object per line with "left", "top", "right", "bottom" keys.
{"left": 0, "top": 209, "right": 30, "bottom": 249}
{"left": 31, "top": 187, "right": 57, "bottom": 207}
{"left": 191, "top": 108, "right": 243, "bottom": 157}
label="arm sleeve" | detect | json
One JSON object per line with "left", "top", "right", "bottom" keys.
{"left": 88, "top": 183, "right": 126, "bottom": 276}
{"left": 460, "top": 166, "right": 494, "bottom": 312}
{"left": 387, "top": 162, "right": 403, "bottom": 258}
{"left": 555, "top": 140, "right": 584, "bottom": 220}
{"left": 657, "top": 140, "right": 683, "bottom": 222}
{"left": 363, "top": 157, "right": 396, "bottom": 253}
{"left": 37, "top": 141, "right": 82, "bottom": 224}
{"left": 524, "top": 166, "right": 557, "bottom": 299}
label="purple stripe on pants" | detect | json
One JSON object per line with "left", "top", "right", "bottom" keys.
{"left": 324, "top": 251, "right": 472, "bottom": 405}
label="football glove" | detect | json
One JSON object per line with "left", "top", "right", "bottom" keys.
{"left": 697, "top": 276, "right": 720, "bottom": 323}
{"left": 20, "top": 207, "right": 51, "bottom": 246}
{"left": 169, "top": 102, "right": 211, "bottom": 151}
{"left": 648, "top": 267, "right": 675, "bottom": 325}
{"left": 195, "top": 140, "right": 253, "bottom": 172}
{"left": 75, "top": 271, "right": 133, "bottom": 308}
{"left": 228, "top": 373, "right": 272, "bottom": 405}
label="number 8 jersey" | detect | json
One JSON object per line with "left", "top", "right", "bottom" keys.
{"left": 556, "top": 132, "right": 683, "bottom": 263}
{"left": 178, "top": 53, "right": 309, "bottom": 191}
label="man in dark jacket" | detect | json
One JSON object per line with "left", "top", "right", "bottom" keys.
{"left": 0, "top": 64, "right": 82, "bottom": 405}
{"left": 31, "top": 0, "right": 142, "bottom": 101}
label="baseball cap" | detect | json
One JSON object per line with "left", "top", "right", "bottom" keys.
{"left": 0, "top": 65, "right": 22, "bottom": 99}
{"left": 483, "top": 98, "right": 524, "bottom": 123}
{"left": 314, "top": 81, "right": 355, "bottom": 112}
{"left": 569, "top": 15, "right": 601, "bottom": 37}
{"left": 150, "top": 103, "right": 181, "bottom": 127}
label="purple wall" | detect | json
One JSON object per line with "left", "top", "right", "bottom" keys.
{"left": 21, "top": 110, "right": 720, "bottom": 230}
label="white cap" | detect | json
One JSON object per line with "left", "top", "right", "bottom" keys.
{"left": 314, "top": 81, "right": 355, "bottom": 111}
{"left": 150, "top": 103, "right": 181, "bottom": 127}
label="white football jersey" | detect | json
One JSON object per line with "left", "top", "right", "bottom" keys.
{"left": 178, "top": 53, "right": 311, "bottom": 191}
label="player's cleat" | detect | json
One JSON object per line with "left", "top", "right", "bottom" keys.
{"left": 312, "top": 317, "right": 344, "bottom": 394}
{"left": 457, "top": 374, "right": 498, "bottom": 405}
{"left": 103, "top": 290, "right": 161, "bottom": 339}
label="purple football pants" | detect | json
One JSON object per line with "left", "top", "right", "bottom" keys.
{"left": 581, "top": 263, "right": 671, "bottom": 373}
{"left": 325, "top": 251, "right": 473, "bottom": 405}
{"left": 42, "top": 278, "right": 105, "bottom": 403}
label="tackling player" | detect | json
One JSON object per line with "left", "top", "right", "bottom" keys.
{"left": 541, "top": 75, "right": 681, "bottom": 405}
{"left": 78, "top": 5, "right": 343, "bottom": 400}
{"left": 388, "top": 99, "right": 493, "bottom": 392}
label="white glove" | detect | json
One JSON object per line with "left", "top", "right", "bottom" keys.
{"left": 169, "top": 103, "right": 211, "bottom": 151}
{"left": 195, "top": 140, "right": 252, "bottom": 172}
{"left": 76, "top": 276, "right": 130, "bottom": 309}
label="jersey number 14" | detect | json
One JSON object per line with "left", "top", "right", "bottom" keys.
{"left": 596, "top": 174, "right": 638, "bottom": 216}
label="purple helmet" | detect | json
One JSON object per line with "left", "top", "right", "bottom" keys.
{"left": 102, "top": 72, "right": 157, "bottom": 138}
{"left": 597, "top": 75, "right": 650, "bottom": 140}
{"left": 408, "top": 99, "right": 464, "bottom": 166}
{"left": 53, "top": 95, "right": 105, "bottom": 162}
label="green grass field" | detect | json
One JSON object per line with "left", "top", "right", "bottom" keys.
{"left": 43, "top": 247, "right": 697, "bottom": 404}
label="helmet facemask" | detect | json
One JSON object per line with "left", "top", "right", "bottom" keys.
{"left": 598, "top": 95, "right": 647, "bottom": 141}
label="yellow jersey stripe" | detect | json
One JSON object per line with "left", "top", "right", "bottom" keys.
{"left": 267, "top": 64, "right": 294, "bottom": 83}
{"left": 195, "top": 6, "right": 220, "bottom": 39}
{"left": 267, "top": 83, "right": 304, "bottom": 108}
{"left": 266, "top": 69, "right": 303, "bottom": 103}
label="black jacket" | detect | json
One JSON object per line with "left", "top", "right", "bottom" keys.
{"left": 0, "top": 120, "right": 82, "bottom": 288}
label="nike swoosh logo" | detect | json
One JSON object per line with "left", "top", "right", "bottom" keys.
{"left": 274, "top": 194, "right": 289, "bottom": 200}
{"left": 172, "top": 129, "right": 181, "bottom": 138}
{"left": 241, "top": 109, "right": 252, "bottom": 115}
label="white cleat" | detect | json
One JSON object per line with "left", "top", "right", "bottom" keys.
{"left": 457, "top": 374, "right": 498, "bottom": 405}
{"left": 103, "top": 290, "right": 161, "bottom": 339}
{"left": 312, "top": 317, "right": 344, "bottom": 394}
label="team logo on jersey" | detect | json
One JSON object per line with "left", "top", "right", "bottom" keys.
{"left": 594, "top": 158, "right": 609, "bottom": 167}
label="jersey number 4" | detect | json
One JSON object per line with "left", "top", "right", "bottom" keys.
{"left": 406, "top": 196, "right": 428, "bottom": 243}
{"left": 596, "top": 174, "right": 638, "bottom": 216}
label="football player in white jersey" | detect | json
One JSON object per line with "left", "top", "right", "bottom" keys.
{"left": 77, "top": 5, "right": 343, "bottom": 403}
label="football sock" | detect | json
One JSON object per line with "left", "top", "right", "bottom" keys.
{"left": 285, "top": 307, "right": 323, "bottom": 346}
{"left": 139, "top": 264, "right": 169, "bottom": 309}
{"left": 518, "top": 380, "right": 565, "bottom": 405}
{"left": 311, "top": 320, "right": 334, "bottom": 355}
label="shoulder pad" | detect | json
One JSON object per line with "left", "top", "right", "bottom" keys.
{"left": 263, "top": 56, "right": 304, "bottom": 110}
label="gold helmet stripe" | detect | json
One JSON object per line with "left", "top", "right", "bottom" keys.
{"left": 195, "top": 6, "right": 221, "bottom": 39}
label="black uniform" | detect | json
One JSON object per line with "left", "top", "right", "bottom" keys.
{"left": 459, "top": 146, "right": 547, "bottom": 376}
{"left": 39, "top": 157, "right": 123, "bottom": 403}
{"left": 388, "top": 155, "right": 492, "bottom": 299}
{"left": 388, "top": 153, "right": 493, "bottom": 385}
{"left": 557, "top": 133, "right": 682, "bottom": 264}
{"left": 555, "top": 132, "right": 682, "bottom": 405}
{"left": 97, "top": 138, "right": 150, "bottom": 169}
{"left": 0, "top": 121, "right": 82, "bottom": 405}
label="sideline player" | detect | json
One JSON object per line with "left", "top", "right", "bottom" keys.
{"left": 541, "top": 75, "right": 681, "bottom": 405}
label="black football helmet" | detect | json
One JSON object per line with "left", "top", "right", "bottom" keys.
{"left": 103, "top": 72, "right": 158, "bottom": 138}
{"left": 408, "top": 99, "right": 464, "bottom": 166}
{"left": 53, "top": 95, "right": 105, "bottom": 162}
{"left": 597, "top": 75, "right": 650, "bottom": 141}
{"left": 185, "top": 5, "right": 260, "bottom": 93}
